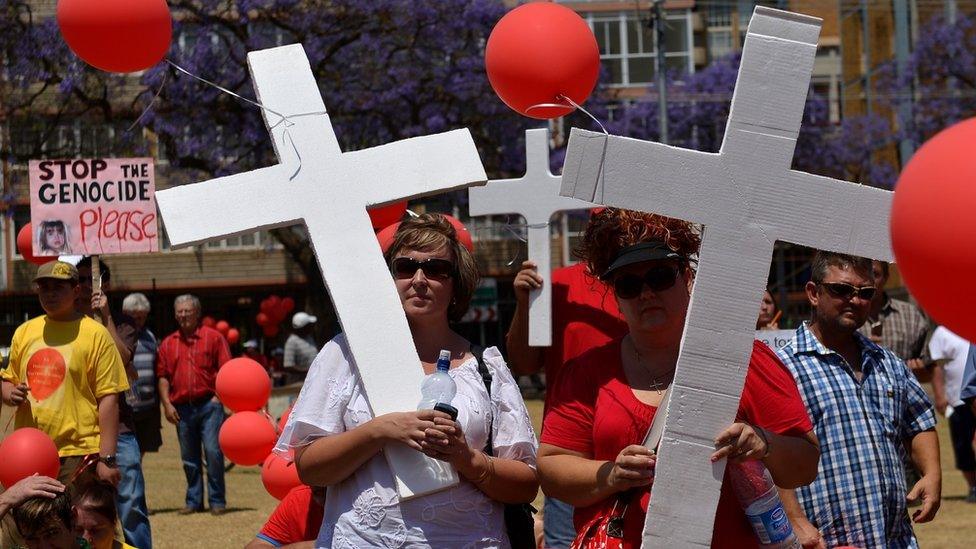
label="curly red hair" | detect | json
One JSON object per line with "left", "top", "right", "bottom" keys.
{"left": 575, "top": 208, "right": 701, "bottom": 278}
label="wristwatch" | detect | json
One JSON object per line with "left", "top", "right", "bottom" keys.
{"left": 99, "top": 454, "right": 118, "bottom": 468}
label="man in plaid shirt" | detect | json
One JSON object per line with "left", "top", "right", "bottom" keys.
{"left": 776, "top": 252, "right": 940, "bottom": 548}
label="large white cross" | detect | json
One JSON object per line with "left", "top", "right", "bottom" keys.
{"left": 560, "top": 8, "right": 894, "bottom": 547}
{"left": 468, "top": 128, "right": 594, "bottom": 346}
{"left": 156, "top": 44, "right": 487, "bottom": 499}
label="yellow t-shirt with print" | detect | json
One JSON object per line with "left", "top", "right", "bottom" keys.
{"left": 2, "top": 315, "right": 129, "bottom": 457}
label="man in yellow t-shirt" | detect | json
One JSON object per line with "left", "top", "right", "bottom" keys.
{"left": 1, "top": 260, "right": 129, "bottom": 487}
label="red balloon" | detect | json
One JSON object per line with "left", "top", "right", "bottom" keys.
{"left": 57, "top": 0, "right": 172, "bottom": 73}
{"left": 218, "top": 411, "right": 277, "bottom": 466}
{"left": 368, "top": 202, "right": 408, "bottom": 230}
{"left": 263, "top": 324, "right": 280, "bottom": 338}
{"left": 202, "top": 316, "right": 216, "bottom": 328}
{"left": 485, "top": 3, "right": 600, "bottom": 119}
{"left": 376, "top": 222, "right": 400, "bottom": 253}
{"left": 255, "top": 312, "right": 270, "bottom": 327}
{"left": 377, "top": 215, "right": 475, "bottom": 254}
{"left": 0, "top": 428, "right": 61, "bottom": 489}
{"left": 281, "top": 297, "right": 295, "bottom": 314}
{"left": 274, "top": 303, "right": 290, "bottom": 324}
{"left": 261, "top": 453, "right": 302, "bottom": 501}
{"left": 16, "top": 224, "right": 57, "bottom": 266}
{"left": 277, "top": 405, "right": 292, "bottom": 433}
{"left": 216, "top": 358, "right": 271, "bottom": 412}
{"left": 226, "top": 328, "right": 240, "bottom": 345}
{"left": 444, "top": 215, "right": 475, "bottom": 253}
{"left": 262, "top": 296, "right": 282, "bottom": 320}
{"left": 891, "top": 117, "right": 976, "bottom": 342}
{"left": 215, "top": 320, "right": 230, "bottom": 336}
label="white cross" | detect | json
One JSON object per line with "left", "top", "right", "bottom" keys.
{"left": 156, "top": 44, "right": 487, "bottom": 499}
{"left": 468, "top": 128, "right": 594, "bottom": 346}
{"left": 560, "top": 8, "right": 894, "bottom": 547}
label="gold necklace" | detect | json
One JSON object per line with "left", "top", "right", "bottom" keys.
{"left": 631, "top": 339, "right": 675, "bottom": 395}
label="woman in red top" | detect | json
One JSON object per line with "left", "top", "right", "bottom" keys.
{"left": 538, "top": 209, "right": 820, "bottom": 548}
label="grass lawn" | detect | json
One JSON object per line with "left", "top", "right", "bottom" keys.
{"left": 4, "top": 396, "right": 971, "bottom": 547}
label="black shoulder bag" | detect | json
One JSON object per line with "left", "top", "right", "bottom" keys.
{"left": 471, "top": 345, "right": 538, "bottom": 549}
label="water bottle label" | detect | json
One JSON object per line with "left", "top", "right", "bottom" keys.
{"left": 747, "top": 503, "right": 792, "bottom": 544}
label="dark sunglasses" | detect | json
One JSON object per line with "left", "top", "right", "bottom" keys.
{"left": 391, "top": 257, "right": 455, "bottom": 280}
{"left": 820, "top": 282, "right": 876, "bottom": 301}
{"left": 612, "top": 265, "right": 680, "bottom": 299}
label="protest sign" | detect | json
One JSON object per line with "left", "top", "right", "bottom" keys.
{"left": 755, "top": 330, "right": 796, "bottom": 350}
{"left": 28, "top": 158, "right": 158, "bottom": 256}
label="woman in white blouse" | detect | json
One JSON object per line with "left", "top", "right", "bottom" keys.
{"left": 275, "top": 214, "right": 539, "bottom": 548}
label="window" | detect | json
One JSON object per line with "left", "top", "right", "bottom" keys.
{"left": 705, "top": 2, "right": 761, "bottom": 60}
{"left": 587, "top": 11, "right": 693, "bottom": 87}
{"left": 706, "top": 5, "right": 736, "bottom": 59}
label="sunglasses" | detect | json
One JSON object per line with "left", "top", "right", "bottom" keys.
{"left": 820, "top": 282, "right": 876, "bottom": 301}
{"left": 391, "top": 257, "right": 455, "bottom": 280}
{"left": 612, "top": 264, "right": 680, "bottom": 299}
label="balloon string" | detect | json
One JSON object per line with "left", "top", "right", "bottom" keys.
{"left": 166, "top": 59, "right": 291, "bottom": 125}
{"left": 2, "top": 405, "right": 12, "bottom": 432}
{"left": 557, "top": 94, "right": 609, "bottom": 136}
{"left": 164, "top": 59, "right": 326, "bottom": 180}
{"left": 68, "top": 454, "right": 100, "bottom": 486}
{"left": 281, "top": 130, "right": 302, "bottom": 180}
{"left": 472, "top": 217, "right": 550, "bottom": 266}
{"left": 263, "top": 410, "right": 279, "bottom": 434}
{"left": 126, "top": 70, "right": 169, "bottom": 133}
{"left": 523, "top": 95, "right": 609, "bottom": 136}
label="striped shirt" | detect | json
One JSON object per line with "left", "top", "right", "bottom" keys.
{"left": 776, "top": 323, "right": 936, "bottom": 548}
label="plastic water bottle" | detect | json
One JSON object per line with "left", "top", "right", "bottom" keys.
{"left": 417, "top": 350, "right": 456, "bottom": 410}
{"left": 729, "top": 460, "right": 801, "bottom": 548}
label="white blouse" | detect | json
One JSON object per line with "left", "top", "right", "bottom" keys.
{"left": 274, "top": 334, "right": 538, "bottom": 549}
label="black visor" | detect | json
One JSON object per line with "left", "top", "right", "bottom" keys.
{"left": 600, "top": 242, "right": 685, "bottom": 280}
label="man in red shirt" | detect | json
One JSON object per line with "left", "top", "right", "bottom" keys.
{"left": 245, "top": 485, "right": 325, "bottom": 548}
{"left": 506, "top": 259, "right": 627, "bottom": 549}
{"left": 157, "top": 294, "right": 232, "bottom": 516}
{"left": 506, "top": 261, "right": 628, "bottom": 398}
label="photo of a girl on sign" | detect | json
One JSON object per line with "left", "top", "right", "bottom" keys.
{"left": 37, "top": 220, "right": 71, "bottom": 255}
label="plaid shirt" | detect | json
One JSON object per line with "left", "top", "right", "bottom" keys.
{"left": 776, "top": 323, "right": 936, "bottom": 549}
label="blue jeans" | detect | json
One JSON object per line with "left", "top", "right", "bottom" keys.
{"left": 116, "top": 432, "right": 152, "bottom": 549}
{"left": 544, "top": 497, "right": 576, "bottom": 549}
{"left": 175, "top": 399, "right": 226, "bottom": 509}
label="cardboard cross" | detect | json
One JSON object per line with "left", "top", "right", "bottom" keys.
{"left": 560, "top": 8, "right": 894, "bottom": 547}
{"left": 155, "top": 44, "right": 487, "bottom": 499}
{"left": 468, "top": 128, "right": 594, "bottom": 346}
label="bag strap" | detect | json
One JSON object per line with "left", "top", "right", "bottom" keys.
{"left": 471, "top": 344, "right": 494, "bottom": 456}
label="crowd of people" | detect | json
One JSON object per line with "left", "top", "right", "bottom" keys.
{"left": 1, "top": 208, "right": 972, "bottom": 548}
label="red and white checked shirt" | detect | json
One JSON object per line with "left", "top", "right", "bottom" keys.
{"left": 157, "top": 325, "right": 231, "bottom": 404}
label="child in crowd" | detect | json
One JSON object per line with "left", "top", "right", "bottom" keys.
{"left": 72, "top": 482, "right": 136, "bottom": 549}
{"left": 3, "top": 475, "right": 85, "bottom": 549}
